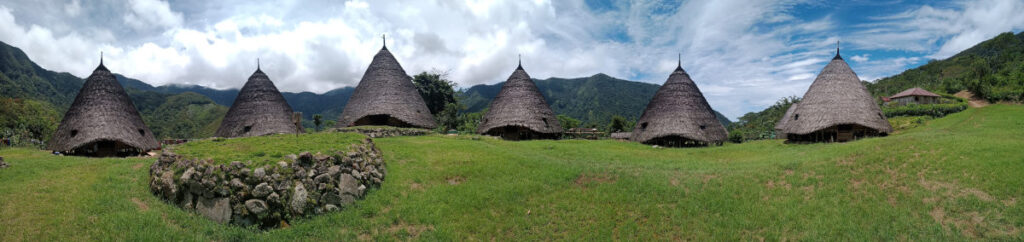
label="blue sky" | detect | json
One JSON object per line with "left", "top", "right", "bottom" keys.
{"left": 0, "top": 0, "right": 1023, "bottom": 119}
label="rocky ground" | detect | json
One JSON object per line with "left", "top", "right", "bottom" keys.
{"left": 331, "top": 126, "right": 433, "bottom": 138}
{"left": 149, "top": 138, "right": 385, "bottom": 229}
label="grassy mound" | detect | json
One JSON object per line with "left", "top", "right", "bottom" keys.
{"left": 1, "top": 105, "right": 1022, "bottom": 240}
{"left": 172, "top": 132, "right": 366, "bottom": 167}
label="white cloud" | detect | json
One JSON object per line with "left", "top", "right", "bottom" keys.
{"left": 852, "top": 0, "right": 1024, "bottom": 59}
{"left": 850, "top": 54, "right": 869, "bottom": 62}
{"left": 123, "top": 0, "right": 183, "bottom": 30}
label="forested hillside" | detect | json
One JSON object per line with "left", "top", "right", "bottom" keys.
{"left": 0, "top": 42, "right": 230, "bottom": 141}
{"left": 868, "top": 31, "right": 1024, "bottom": 102}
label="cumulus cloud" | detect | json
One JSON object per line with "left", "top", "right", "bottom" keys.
{"left": 851, "top": 0, "right": 1024, "bottom": 59}
{"left": 123, "top": 0, "right": 183, "bottom": 30}
{"left": 0, "top": 0, "right": 1022, "bottom": 119}
{"left": 850, "top": 54, "right": 869, "bottom": 62}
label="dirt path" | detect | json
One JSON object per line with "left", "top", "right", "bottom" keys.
{"left": 954, "top": 90, "right": 989, "bottom": 108}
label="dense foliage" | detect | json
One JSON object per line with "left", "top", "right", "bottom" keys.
{"left": 881, "top": 99, "right": 967, "bottom": 118}
{"left": 411, "top": 72, "right": 462, "bottom": 132}
{"left": 140, "top": 92, "right": 228, "bottom": 139}
{"left": 412, "top": 72, "right": 457, "bottom": 115}
{"left": 868, "top": 32, "right": 1024, "bottom": 102}
{"left": 0, "top": 98, "right": 59, "bottom": 147}
{"left": 727, "top": 96, "right": 800, "bottom": 141}
{"left": 556, "top": 114, "right": 581, "bottom": 130}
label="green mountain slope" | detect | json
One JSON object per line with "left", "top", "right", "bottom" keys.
{"left": 868, "top": 31, "right": 1024, "bottom": 101}
{"left": 0, "top": 41, "right": 84, "bottom": 110}
{"left": 459, "top": 73, "right": 732, "bottom": 127}
{"left": 0, "top": 41, "right": 230, "bottom": 141}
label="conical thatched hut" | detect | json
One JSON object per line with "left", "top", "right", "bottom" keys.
{"left": 775, "top": 47, "right": 892, "bottom": 143}
{"left": 48, "top": 59, "right": 160, "bottom": 156}
{"left": 337, "top": 39, "right": 436, "bottom": 129}
{"left": 477, "top": 61, "right": 562, "bottom": 140}
{"left": 630, "top": 58, "right": 727, "bottom": 147}
{"left": 215, "top": 66, "right": 303, "bottom": 137}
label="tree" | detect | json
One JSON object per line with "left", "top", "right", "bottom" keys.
{"left": 0, "top": 98, "right": 60, "bottom": 146}
{"left": 313, "top": 114, "right": 323, "bottom": 131}
{"left": 606, "top": 115, "right": 633, "bottom": 133}
{"left": 556, "top": 114, "right": 580, "bottom": 130}
{"left": 457, "top": 109, "right": 485, "bottom": 133}
{"left": 435, "top": 102, "right": 461, "bottom": 132}
{"left": 412, "top": 71, "right": 457, "bottom": 115}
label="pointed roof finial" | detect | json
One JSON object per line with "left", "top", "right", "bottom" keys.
{"left": 257, "top": 58, "right": 261, "bottom": 70}
{"left": 833, "top": 40, "right": 843, "bottom": 60}
{"left": 100, "top": 51, "right": 104, "bottom": 65}
{"left": 382, "top": 34, "right": 386, "bottom": 49}
{"left": 677, "top": 52, "right": 681, "bottom": 67}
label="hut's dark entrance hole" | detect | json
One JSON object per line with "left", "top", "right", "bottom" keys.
{"left": 785, "top": 124, "right": 887, "bottom": 143}
{"left": 485, "top": 126, "right": 559, "bottom": 141}
{"left": 352, "top": 114, "right": 415, "bottom": 128}
{"left": 67, "top": 140, "right": 144, "bottom": 157}
{"left": 643, "top": 135, "right": 719, "bottom": 147}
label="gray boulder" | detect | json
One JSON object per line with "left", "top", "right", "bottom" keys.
{"left": 290, "top": 182, "right": 308, "bottom": 215}
{"left": 252, "top": 183, "right": 273, "bottom": 198}
{"left": 253, "top": 167, "right": 266, "bottom": 179}
{"left": 196, "top": 197, "right": 231, "bottom": 224}
{"left": 338, "top": 174, "right": 361, "bottom": 196}
{"left": 245, "top": 199, "right": 269, "bottom": 216}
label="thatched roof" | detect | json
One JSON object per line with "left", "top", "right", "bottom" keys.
{"left": 889, "top": 87, "right": 940, "bottom": 99}
{"left": 48, "top": 61, "right": 160, "bottom": 152}
{"left": 477, "top": 63, "right": 563, "bottom": 135}
{"left": 215, "top": 67, "right": 303, "bottom": 137}
{"left": 337, "top": 44, "right": 436, "bottom": 129}
{"left": 776, "top": 51, "right": 893, "bottom": 136}
{"left": 774, "top": 103, "right": 798, "bottom": 139}
{"left": 630, "top": 61, "right": 728, "bottom": 144}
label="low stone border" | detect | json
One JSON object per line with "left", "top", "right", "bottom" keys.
{"left": 148, "top": 138, "right": 385, "bottom": 228}
{"left": 331, "top": 126, "right": 433, "bottom": 138}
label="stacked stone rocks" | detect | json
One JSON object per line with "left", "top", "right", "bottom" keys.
{"left": 0, "top": 156, "right": 7, "bottom": 169}
{"left": 333, "top": 126, "right": 432, "bottom": 138}
{"left": 149, "top": 138, "right": 385, "bottom": 228}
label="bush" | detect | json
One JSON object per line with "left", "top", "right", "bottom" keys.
{"left": 883, "top": 94, "right": 968, "bottom": 118}
{"left": 727, "top": 131, "right": 743, "bottom": 143}
{"left": 883, "top": 103, "right": 967, "bottom": 118}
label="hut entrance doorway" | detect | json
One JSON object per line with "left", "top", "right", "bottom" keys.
{"left": 785, "top": 124, "right": 887, "bottom": 143}
{"left": 486, "top": 126, "right": 558, "bottom": 141}
{"left": 837, "top": 124, "right": 854, "bottom": 141}
{"left": 69, "top": 140, "right": 143, "bottom": 157}
{"left": 644, "top": 135, "right": 714, "bottom": 147}
{"left": 352, "top": 114, "right": 414, "bottom": 128}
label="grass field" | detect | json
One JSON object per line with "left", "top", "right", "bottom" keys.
{"left": 171, "top": 132, "right": 366, "bottom": 166}
{"left": 1, "top": 105, "right": 1022, "bottom": 240}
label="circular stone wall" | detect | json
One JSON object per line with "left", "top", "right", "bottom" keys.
{"left": 148, "top": 137, "right": 385, "bottom": 228}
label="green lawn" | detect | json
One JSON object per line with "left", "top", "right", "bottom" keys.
{"left": 171, "top": 132, "right": 366, "bottom": 167}
{"left": 1, "top": 105, "right": 1022, "bottom": 240}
